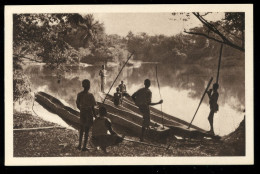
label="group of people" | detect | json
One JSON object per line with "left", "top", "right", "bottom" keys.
{"left": 76, "top": 65, "right": 219, "bottom": 152}
{"left": 113, "top": 81, "right": 130, "bottom": 106}
{"left": 76, "top": 79, "right": 123, "bottom": 153}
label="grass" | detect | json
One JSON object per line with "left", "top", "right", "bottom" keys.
{"left": 13, "top": 112, "right": 244, "bottom": 157}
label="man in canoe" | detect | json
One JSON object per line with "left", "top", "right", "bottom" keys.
{"left": 91, "top": 107, "right": 124, "bottom": 153}
{"left": 76, "top": 79, "right": 97, "bottom": 151}
{"left": 206, "top": 83, "right": 219, "bottom": 135}
{"left": 118, "top": 81, "right": 130, "bottom": 97}
{"left": 131, "top": 79, "right": 163, "bottom": 141}
{"left": 99, "top": 65, "right": 107, "bottom": 93}
{"left": 113, "top": 87, "right": 122, "bottom": 106}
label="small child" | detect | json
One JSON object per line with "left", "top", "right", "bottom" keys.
{"left": 91, "top": 107, "right": 123, "bottom": 153}
{"left": 113, "top": 87, "right": 122, "bottom": 106}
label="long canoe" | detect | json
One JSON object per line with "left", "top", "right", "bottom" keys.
{"left": 35, "top": 91, "right": 170, "bottom": 140}
{"left": 102, "top": 93, "right": 220, "bottom": 139}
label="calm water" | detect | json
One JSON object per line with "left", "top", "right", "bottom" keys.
{"left": 22, "top": 61, "right": 245, "bottom": 136}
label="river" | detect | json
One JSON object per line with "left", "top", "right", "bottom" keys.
{"left": 21, "top": 60, "right": 245, "bottom": 136}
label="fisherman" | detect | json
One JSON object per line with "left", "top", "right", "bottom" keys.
{"left": 99, "top": 65, "right": 107, "bottom": 93}
{"left": 113, "top": 87, "right": 122, "bottom": 106}
{"left": 206, "top": 83, "right": 219, "bottom": 135}
{"left": 76, "top": 79, "right": 97, "bottom": 151}
{"left": 118, "top": 81, "right": 130, "bottom": 97}
{"left": 91, "top": 107, "right": 124, "bottom": 153}
{"left": 131, "top": 79, "right": 163, "bottom": 141}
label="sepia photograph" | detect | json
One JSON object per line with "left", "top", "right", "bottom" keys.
{"left": 5, "top": 5, "right": 253, "bottom": 165}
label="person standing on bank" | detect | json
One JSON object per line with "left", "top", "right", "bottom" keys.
{"left": 206, "top": 83, "right": 219, "bottom": 135}
{"left": 99, "top": 65, "right": 107, "bottom": 93}
{"left": 131, "top": 79, "right": 163, "bottom": 141}
{"left": 76, "top": 79, "right": 97, "bottom": 151}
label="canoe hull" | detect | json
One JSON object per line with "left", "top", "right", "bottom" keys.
{"left": 103, "top": 93, "right": 221, "bottom": 139}
{"left": 35, "top": 92, "right": 170, "bottom": 140}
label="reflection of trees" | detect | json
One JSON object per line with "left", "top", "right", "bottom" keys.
{"left": 24, "top": 61, "right": 244, "bottom": 112}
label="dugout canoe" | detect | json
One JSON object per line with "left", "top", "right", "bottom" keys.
{"left": 102, "top": 93, "right": 221, "bottom": 139}
{"left": 35, "top": 91, "right": 170, "bottom": 140}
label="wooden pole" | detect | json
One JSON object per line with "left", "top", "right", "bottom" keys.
{"left": 188, "top": 77, "right": 213, "bottom": 129}
{"left": 102, "top": 52, "right": 134, "bottom": 104}
{"left": 156, "top": 65, "right": 164, "bottom": 128}
{"left": 216, "top": 44, "right": 223, "bottom": 84}
{"left": 14, "top": 126, "right": 66, "bottom": 131}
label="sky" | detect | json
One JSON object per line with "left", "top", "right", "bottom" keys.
{"left": 93, "top": 13, "right": 225, "bottom": 37}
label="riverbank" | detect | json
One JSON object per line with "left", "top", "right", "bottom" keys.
{"left": 13, "top": 111, "right": 245, "bottom": 157}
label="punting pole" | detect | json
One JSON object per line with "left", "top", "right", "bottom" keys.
{"left": 188, "top": 77, "right": 213, "bottom": 129}
{"left": 102, "top": 52, "right": 134, "bottom": 104}
{"left": 216, "top": 44, "right": 223, "bottom": 84}
{"left": 155, "top": 65, "right": 164, "bottom": 129}
{"left": 123, "top": 138, "right": 171, "bottom": 150}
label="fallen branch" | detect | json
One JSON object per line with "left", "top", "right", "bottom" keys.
{"left": 14, "top": 126, "right": 66, "bottom": 131}
{"left": 123, "top": 138, "right": 171, "bottom": 150}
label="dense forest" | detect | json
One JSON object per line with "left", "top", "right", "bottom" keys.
{"left": 13, "top": 12, "right": 245, "bottom": 102}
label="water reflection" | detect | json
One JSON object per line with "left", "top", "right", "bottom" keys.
{"left": 23, "top": 61, "right": 245, "bottom": 136}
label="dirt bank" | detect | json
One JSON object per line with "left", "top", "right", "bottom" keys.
{"left": 13, "top": 112, "right": 245, "bottom": 157}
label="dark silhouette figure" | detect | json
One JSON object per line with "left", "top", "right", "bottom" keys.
{"left": 118, "top": 81, "right": 130, "bottom": 97}
{"left": 99, "top": 65, "right": 107, "bottom": 93}
{"left": 206, "top": 83, "right": 219, "bottom": 135}
{"left": 113, "top": 87, "right": 122, "bottom": 106}
{"left": 91, "top": 107, "right": 123, "bottom": 153}
{"left": 132, "top": 79, "right": 163, "bottom": 141}
{"left": 76, "top": 79, "right": 97, "bottom": 151}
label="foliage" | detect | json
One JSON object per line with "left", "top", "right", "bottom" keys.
{"left": 13, "top": 13, "right": 105, "bottom": 68}
{"left": 13, "top": 70, "right": 32, "bottom": 103}
{"left": 171, "top": 12, "right": 245, "bottom": 52}
{"left": 13, "top": 13, "right": 106, "bottom": 101}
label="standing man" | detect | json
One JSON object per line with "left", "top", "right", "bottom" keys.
{"left": 76, "top": 79, "right": 97, "bottom": 151}
{"left": 206, "top": 83, "right": 219, "bottom": 135}
{"left": 131, "top": 79, "right": 163, "bottom": 141}
{"left": 99, "top": 65, "right": 107, "bottom": 93}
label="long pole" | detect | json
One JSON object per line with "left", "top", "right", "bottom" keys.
{"left": 216, "top": 44, "right": 223, "bottom": 84}
{"left": 123, "top": 138, "right": 170, "bottom": 150}
{"left": 188, "top": 77, "right": 213, "bottom": 129}
{"left": 102, "top": 52, "right": 134, "bottom": 104}
{"left": 156, "top": 65, "right": 164, "bottom": 128}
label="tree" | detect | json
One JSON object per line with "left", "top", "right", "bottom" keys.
{"left": 172, "top": 12, "right": 245, "bottom": 52}
{"left": 13, "top": 13, "right": 105, "bottom": 102}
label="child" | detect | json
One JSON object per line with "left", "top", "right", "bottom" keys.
{"left": 76, "top": 79, "right": 97, "bottom": 151}
{"left": 113, "top": 87, "right": 122, "bottom": 106}
{"left": 91, "top": 107, "right": 123, "bottom": 153}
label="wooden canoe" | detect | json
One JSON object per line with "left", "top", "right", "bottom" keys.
{"left": 102, "top": 93, "right": 221, "bottom": 139}
{"left": 35, "top": 91, "right": 170, "bottom": 140}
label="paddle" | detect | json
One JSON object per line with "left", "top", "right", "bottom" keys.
{"left": 188, "top": 77, "right": 213, "bottom": 129}
{"left": 123, "top": 137, "right": 171, "bottom": 150}
{"left": 102, "top": 52, "right": 135, "bottom": 104}
{"left": 155, "top": 65, "right": 164, "bottom": 129}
